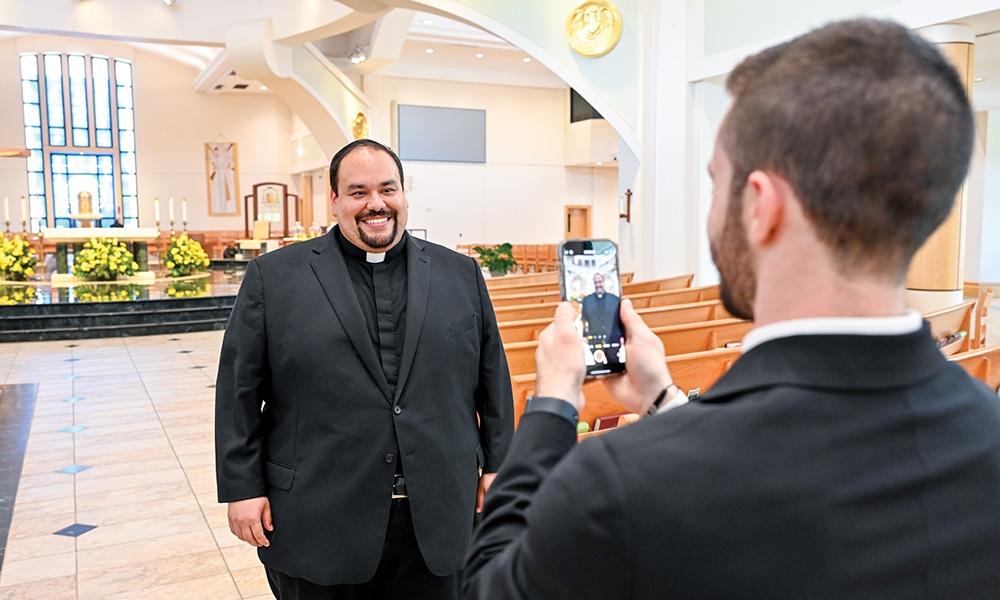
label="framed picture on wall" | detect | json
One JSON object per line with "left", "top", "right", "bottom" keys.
{"left": 205, "top": 142, "right": 241, "bottom": 215}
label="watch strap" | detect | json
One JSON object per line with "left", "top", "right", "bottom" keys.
{"left": 525, "top": 395, "right": 579, "bottom": 426}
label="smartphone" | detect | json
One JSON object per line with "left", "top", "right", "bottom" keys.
{"left": 557, "top": 239, "right": 626, "bottom": 378}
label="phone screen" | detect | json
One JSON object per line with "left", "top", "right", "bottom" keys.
{"left": 558, "top": 239, "right": 626, "bottom": 378}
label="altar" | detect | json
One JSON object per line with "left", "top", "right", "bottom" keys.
{"left": 40, "top": 227, "right": 161, "bottom": 284}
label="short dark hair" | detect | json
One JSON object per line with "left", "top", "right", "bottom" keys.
{"left": 328, "top": 139, "right": 405, "bottom": 196}
{"left": 721, "top": 19, "right": 974, "bottom": 278}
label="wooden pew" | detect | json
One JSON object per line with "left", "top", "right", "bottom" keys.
{"left": 949, "top": 344, "right": 1000, "bottom": 394}
{"left": 493, "top": 285, "right": 721, "bottom": 322}
{"left": 510, "top": 346, "right": 742, "bottom": 428}
{"left": 498, "top": 299, "right": 730, "bottom": 343}
{"left": 488, "top": 273, "right": 693, "bottom": 299}
{"left": 972, "top": 288, "right": 995, "bottom": 350}
{"left": 489, "top": 274, "right": 693, "bottom": 304}
{"left": 486, "top": 270, "right": 635, "bottom": 289}
{"left": 924, "top": 299, "right": 977, "bottom": 356}
{"left": 503, "top": 318, "right": 753, "bottom": 376}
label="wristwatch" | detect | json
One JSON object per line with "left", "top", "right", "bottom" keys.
{"left": 525, "top": 395, "right": 579, "bottom": 426}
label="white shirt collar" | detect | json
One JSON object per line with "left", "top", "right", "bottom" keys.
{"left": 741, "top": 310, "right": 924, "bottom": 353}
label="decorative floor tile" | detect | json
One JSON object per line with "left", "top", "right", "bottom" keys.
{"left": 54, "top": 523, "right": 97, "bottom": 537}
{"left": 58, "top": 426, "right": 87, "bottom": 434}
{"left": 56, "top": 464, "right": 91, "bottom": 474}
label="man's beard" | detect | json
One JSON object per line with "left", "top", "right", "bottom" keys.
{"left": 356, "top": 210, "right": 398, "bottom": 249}
{"left": 709, "top": 196, "right": 756, "bottom": 321}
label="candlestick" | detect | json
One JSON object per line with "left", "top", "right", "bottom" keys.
{"left": 168, "top": 197, "right": 175, "bottom": 222}
{"left": 154, "top": 197, "right": 160, "bottom": 223}
{"left": 20, "top": 196, "right": 27, "bottom": 221}
{"left": 182, "top": 198, "right": 187, "bottom": 224}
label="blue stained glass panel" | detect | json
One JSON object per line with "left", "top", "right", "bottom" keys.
{"left": 114, "top": 60, "right": 132, "bottom": 86}
{"left": 23, "top": 104, "right": 40, "bottom": 127}
{"left": 96, "top": 130, "right": 112, "bottom": 147}
{"left": 49, "top": 128, "right": 65, "bottom": 146}
{"left": 117, "top": 108, "right": 133, "bottom": 130}
{"left": 119, "top": 130, "right": 134, "bottom": 152}
{"left": 73, "top": 129, "right": 89, "bottom": 147}
{"left": 25, "top": 127, "right": 41, "bottom": 149}
{"left": 20, "top": 54, "right": 37, "bottom": 79}
{"left": 21, "top": 80, "right": 39, "bottom": 104}
{"left": 26, "top": 151, "right": 43, "bottom": 172}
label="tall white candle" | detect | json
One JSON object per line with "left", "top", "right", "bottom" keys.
{"left": 3, "top": 196, "right": 9, "bottom": 222}
{"left": 21, "top": 196, "right": 27, "bottom": 221}
{"left": 154, "top": 198, "right": 160, "bottom": 222}
{"left": 169, "top": 197, "right": 175, "bottom": 222}
{"left": 182, "top": 198, "right": 188, "bottom": 222}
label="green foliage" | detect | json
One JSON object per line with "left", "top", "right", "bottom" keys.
{"left": 473, "top": 243, "right": 518, "bottom": 275}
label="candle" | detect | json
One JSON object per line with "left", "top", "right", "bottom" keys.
{"left": 3, "top": 196, "right": 8, "bottom": 222}
{"left": 21, "top": 196, "right": 27, "bottom": 221}
{"left": 182, "top": 198, "right": 187, "bottom": 222}
{"left": 169, "top": 197, "right": 175, "bottom": 222}
{"left": 154, "top": 198, "right": 160, "bottom": 222}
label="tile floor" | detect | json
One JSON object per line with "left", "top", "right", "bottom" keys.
{"left": 0, "top": 297, "right": 997, "bottom": 599}
{"left": 0, "top": 331, "right": 270, "bottom": 600}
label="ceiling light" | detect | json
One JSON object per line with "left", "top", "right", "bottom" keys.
{"left": 422, "top": 19, "right": 433, "bottom": 25}
{"left": 596, "top": 161, "right": 603, "bottom": 165}
{"left": 475, "top": 53, "right": 484, "bottom": 59}
{"left": 523, "top": 57, "right": 531, "bottom": 63}
{"left": 974, "top": 77, "right": 985, "bottom": 83}
{"left": 259, "top": 85, "right": 267, "bottom": 91}
{"left": 162, "top": 0, "right": 175, "bottom": 5}
{"left": 348, "top": 45, "right": 368, "bottom": 65}
{"left": 296, "top": 146, "right": 304, "bottom": 157}
{"left": 426, "top": 48, "right": 435, "bottom": 54}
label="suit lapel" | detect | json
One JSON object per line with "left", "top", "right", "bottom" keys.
{"left": 309, "top": 228, "right": 393, "bottom": 402}
{"left": 395, "top": 236, "right": 430, "bottom": 403}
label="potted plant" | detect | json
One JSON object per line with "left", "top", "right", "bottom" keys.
{"left": 473, "top": 243, "right": 518, "bottom": 276}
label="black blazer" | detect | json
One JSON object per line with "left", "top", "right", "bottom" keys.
{"left": 465, "top": 326, "right": 1000, "bottom": 599}
{"left": 216, "top": 229, "right": 514, "bottom": 585}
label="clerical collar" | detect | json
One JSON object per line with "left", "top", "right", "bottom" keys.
{"left": 335, "top": 225, "right": 407, "bottom": 264}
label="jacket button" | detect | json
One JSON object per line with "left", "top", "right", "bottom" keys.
{"left": 393, "top": 405, "right": 402, "bottom": 414}
{"left": 384, "top": 453, "right": 394, "bottom": 463}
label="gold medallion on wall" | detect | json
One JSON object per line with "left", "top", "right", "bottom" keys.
{"left": 566, "top": 0, "right": 623, "bottom": 58}
{"left": 352, "top": 112, "right": 368, "bottom": 140}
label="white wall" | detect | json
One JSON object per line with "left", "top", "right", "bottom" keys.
{"left": 1, "top": 33, "right": 293, "bottom": 233}
{"left": 980, "top": 111, "right": 1000, "bottom": 282}
{"left": 362, "top": 74, "right": 620, "bottom": 249}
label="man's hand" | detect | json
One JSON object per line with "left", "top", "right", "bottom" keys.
{"left": 535, "top": 302, "right": 587, "bottom": 409}
{"left": 603, "top": 299, "right": 674, "bottom": 414}
{"left": 476, "top": 472, "right": 497, "bottom": 513}
{"left": 228, "top": 496, "right": 273, "bottom": 547}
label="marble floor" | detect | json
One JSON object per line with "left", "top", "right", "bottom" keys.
{"left": 0, "top": 331, "right": 269, "bottom": 600}
{"left": 0, "top": 296, "right": 997, "bottom": 600}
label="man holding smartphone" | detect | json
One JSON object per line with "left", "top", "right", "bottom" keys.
{"left": 464, "top": 19, "right": 1000, "bottom": 599}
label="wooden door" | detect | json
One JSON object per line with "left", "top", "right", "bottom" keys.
{"left": 565, "top": 205, "right": 591, "bottom": 238}
{"left": 299, "top": 173, "right": 314, "bottom": 229}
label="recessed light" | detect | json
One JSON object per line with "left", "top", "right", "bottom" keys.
{"left": 523, "top": 57, "right": 531, "bottom": 63}
{"left": 974, "top": 77, "right": 985, "bottom": 83}
{"left": 475, "top": 53, "right": 484, "bottom": 59}
{"left": 259, "top": 85, "right": 267, "bottom": 91}
{"left": 422, "top": 19, "right": 433, "bottom": 25}
{"left": 162, "top": 0, "right": 174, "bottom": 5}
{"left": 596, "top": 161, "right": 603, "bottom": 166}
{"left": 426, "top": 48, "right": 434, "bottom": 54}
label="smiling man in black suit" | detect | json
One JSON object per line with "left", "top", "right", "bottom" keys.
{"left": 465, "top": 19, "right": 1000, "bottom": 599}
{"left": 216, "top": 139, "right": 513, "bottom": 600}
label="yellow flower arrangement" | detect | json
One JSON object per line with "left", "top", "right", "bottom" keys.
{"left": 72, "top": 284, "right": 141, "bottom": 303}
{"left": 0, "top": 234, "right": 38, "bottom": 281}
{"left": 0, "top": 284, "right": 36, "bottom": 305}
{"left": 72, "top": 237, "right": 139, "bottom": 281}
{"left": 165, "top": 234, "right": 211, "bottom": 277}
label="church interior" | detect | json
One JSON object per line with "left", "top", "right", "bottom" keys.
{"left": 0, "top": 0, "right": 999, "bottom": 597}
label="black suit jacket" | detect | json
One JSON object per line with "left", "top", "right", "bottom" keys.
{"left": 215, "top": 229, "right": 514, "bottom": 585}
{"left": 581, "top": 292, "right": 622, "bottom": 341}
{"left": 465, "top": 326, "right": 1000, "bottom": 599}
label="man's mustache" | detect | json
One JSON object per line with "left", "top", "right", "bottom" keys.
{"left": 356, "top": 209, "right": 396, "bottom": 222}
